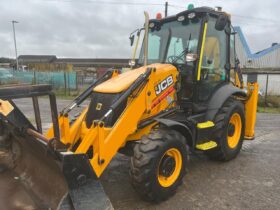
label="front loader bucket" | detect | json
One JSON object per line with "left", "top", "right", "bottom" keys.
{"left": 0, "top": 125, "right": 67, "bottom": 209}
{"left": 0, "top": 84, "right": 113, "bottom": 210}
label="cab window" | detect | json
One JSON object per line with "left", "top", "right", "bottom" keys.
{"left": 197, "top": 17, "right": 228, "bottom": 101}
{"left": 166, "top": 37, "right": 184, "bottom": 63}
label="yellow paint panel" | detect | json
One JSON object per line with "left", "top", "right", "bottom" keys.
{"left": 0, "top": 99, "right": 14, "bottom": 116}
{"left": 245, "top": 82, "right": 258, "bottom": 139}
{"left": 94, "top": 66, "right": 146, "bottom": 93}
{"left": 127, "top": 122, "right": 157, "bottom": 141}
{"left": 94, "top": 63, "right": 172, "bottom": 93}
{"left": 196, "top": 141, "right": 217, "bottom": 150}
{"left": 235, "top": 72, "right": 241, "bottom": 88}
{"left": 197, "top": 121, "right": 215, "bottom": 129}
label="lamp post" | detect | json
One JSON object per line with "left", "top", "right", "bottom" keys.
{"left": 12, "top": 20, "right": 19, "bottom": 70}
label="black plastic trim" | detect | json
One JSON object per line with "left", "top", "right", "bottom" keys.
{"left": 205, "top": 83, "right": 246, "bottom": 121}
{"left": 155, "top": 118, "right": 194, "bottom": 147}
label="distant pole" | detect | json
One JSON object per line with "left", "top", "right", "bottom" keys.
{"left": 12, "top": 20, "right": 19, "bottom": 70}
{"left": 165, "top": 1, "right": 168, "bottom": 17}
{"left": 264, "top": 74, "right": 269, "bottom": 109}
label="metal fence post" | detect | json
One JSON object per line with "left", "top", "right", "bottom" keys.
{"left": 64, "top": 71, "right": 67, "bottom": 96}
{"left": 67, "top": 72, "right": 70, "bottom": 96}
{"left": 264, "top": 74, "right": 269, "bottom": 109}
{"left": 75, "top": 72, "right": 78, "bottom": 91}
{"left": 33, "top": 71, "right": 36, "bottom": 85}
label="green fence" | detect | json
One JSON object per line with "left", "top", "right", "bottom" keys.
{"left": 1, "top": 69, "right": 101, "bottom": 96}
{"left": 1, "top": 69, "right": 77, "bottom": 90}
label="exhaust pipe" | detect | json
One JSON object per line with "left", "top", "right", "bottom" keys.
{"left": 143, "top": 11, "right": 149, "bottom": 66}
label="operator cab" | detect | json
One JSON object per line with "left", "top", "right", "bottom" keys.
{"left": 136, "top": 7, "right": 236, "bottom": 114}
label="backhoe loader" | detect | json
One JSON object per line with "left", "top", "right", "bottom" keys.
{"left": 0, "top": 7, "right": 258, "bottom": 210}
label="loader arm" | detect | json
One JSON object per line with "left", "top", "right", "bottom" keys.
{"left": 45, "top": 64, "right": 178, "bottom": 178}
{"left": 77, "top": 77, "right": 149, "bottom": 176}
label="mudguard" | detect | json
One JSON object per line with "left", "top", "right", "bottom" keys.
{"left": 155, "top": 118, "right": 194, "bottom": 147}
{"left": 205, "top": 83, "right": 246, "bottom": 121}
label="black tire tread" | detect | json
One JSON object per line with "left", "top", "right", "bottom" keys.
{"left": 206, "top": 97, "right": 245, "bottom": 161}
{"left": 130, "top": 128, "right": 186, "bottom": 202}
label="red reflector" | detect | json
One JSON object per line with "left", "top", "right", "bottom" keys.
{"left": 156, "top": 13, "right": 162, "bottom": 20}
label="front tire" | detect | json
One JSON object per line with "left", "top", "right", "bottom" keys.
{"left": 205, "top": 98, "right": 245, "bottom": 161}
{"left": 130, "top": 128, "right": 187, "bottom": 202}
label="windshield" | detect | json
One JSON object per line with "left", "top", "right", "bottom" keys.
{"left": 138, "top": 18, "right": 202, "bottom": 65}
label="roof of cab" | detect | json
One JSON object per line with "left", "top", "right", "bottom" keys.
{"left": 149, "top": 7, "right": 229, "bottom": 24}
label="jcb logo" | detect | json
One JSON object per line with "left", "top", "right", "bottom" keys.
{"left": 155, "top": 75, "right": 174, "bottom": 95}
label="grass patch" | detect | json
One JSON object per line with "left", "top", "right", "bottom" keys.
{"left": 258, "top": 95, "right": 280, "bottom": 108}
{"left": 258, "top": 95, "right": 280, "bottom": 113}
{"left": 257, "top": 106, "right": 280, "bottom": 114}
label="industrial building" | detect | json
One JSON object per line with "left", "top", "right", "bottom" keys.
{"left": 16, "top": 55, "right": 130, "bottom": 71}
{"left": 235, "top": 26, "right": 280, "bottom": 69}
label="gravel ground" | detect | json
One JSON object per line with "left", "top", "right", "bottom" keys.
{"left": 1, "top": 98, "right": 280, "bottom": 210}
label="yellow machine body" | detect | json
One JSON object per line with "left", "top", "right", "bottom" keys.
{"left": 46, "top": 63, "right": 178, "bottom": 177}
{"left": 245, "top": 82, "right": 259, "bottom": 139}
{"left": 0, "top": 7, "right": 260, "bottom": 209}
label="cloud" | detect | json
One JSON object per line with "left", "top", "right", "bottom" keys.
{"left": 0, "top": 0, "right": 279, "bottom": 58}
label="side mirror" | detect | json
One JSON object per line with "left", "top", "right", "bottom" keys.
{"left": 215, "top": 14, "right": 228, "bottom": 31}
{"left": 186, "top": 53, "right": 198, "bottom": 62}
{"left": 129, "top": 34, "right": 135, "bottom": 46}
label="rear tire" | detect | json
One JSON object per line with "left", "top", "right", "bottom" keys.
{"left": 130, "top": 128, "right": 187, "bottom": 202}
{"left": 205, "top": 98, "right": 245, "bottom": 161}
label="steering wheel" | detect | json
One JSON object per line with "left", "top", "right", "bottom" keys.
{"left": 167, "top": 55, "right": 185, "bottom": 63}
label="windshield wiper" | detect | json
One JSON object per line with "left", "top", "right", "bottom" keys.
{"left": 162, "top": 28, "right": 173, "bottom": 63}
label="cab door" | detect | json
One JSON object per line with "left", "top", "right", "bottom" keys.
{"left": 195, "top": 17, "right": 230, "bottom": 102}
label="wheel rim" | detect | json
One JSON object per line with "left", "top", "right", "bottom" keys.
{"left": 227, "top": 113, "right": 242, "bottom": 149}
{"left": 158, "top": 148, "right": 182, "bottom": 188}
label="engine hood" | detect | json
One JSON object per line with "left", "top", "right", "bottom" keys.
{"left": 94, "top": 63, "right": 175, "bottom": 93}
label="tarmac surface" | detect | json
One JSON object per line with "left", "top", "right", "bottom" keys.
{"left": 0, "top": 98, "right": 280, "bottom": 210}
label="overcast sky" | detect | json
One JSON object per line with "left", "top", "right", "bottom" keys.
{"left": 0, "top": 0, "right": 279, "bottom": 58}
